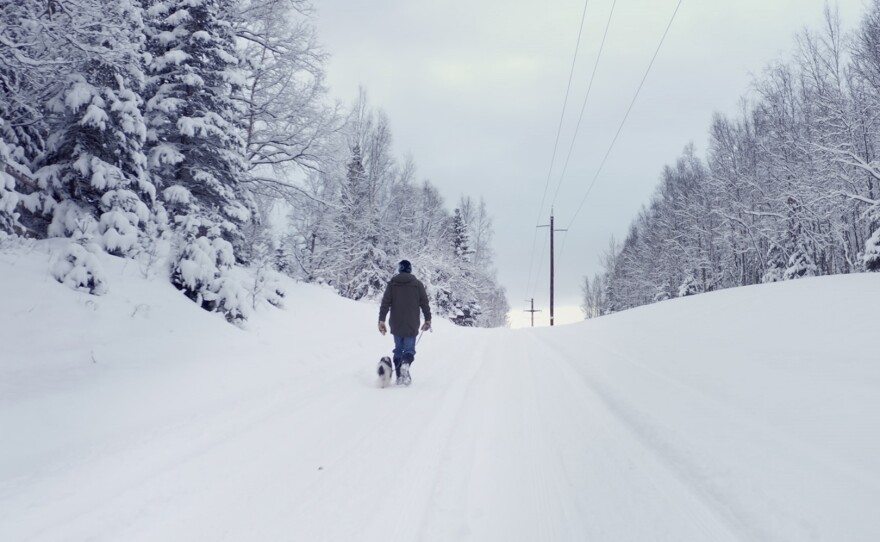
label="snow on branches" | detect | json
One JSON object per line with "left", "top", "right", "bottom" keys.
{"left": 595, "top": 5, "right": 880, "bottom": 314}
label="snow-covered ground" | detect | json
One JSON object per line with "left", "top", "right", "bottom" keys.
{"left": 1, "top": 242, "right": 878, "bottom": 541}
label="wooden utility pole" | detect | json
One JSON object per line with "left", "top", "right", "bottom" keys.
{"left": 538, "top": 211, "right": 567, "bottom": 326}
{"left": 523, "top": 298, "right": 542, "bottom": 327}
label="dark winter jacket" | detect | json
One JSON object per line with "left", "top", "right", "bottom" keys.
{"left": 379, "top": 272, "right": 431, "bottom": 337}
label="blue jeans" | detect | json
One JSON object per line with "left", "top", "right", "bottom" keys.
{"left": 393, "top": 335, "right": 417, "bottom": 368}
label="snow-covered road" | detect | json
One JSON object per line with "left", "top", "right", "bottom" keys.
{"left": 1, "top": 248, "right": 878, "bottom": 541}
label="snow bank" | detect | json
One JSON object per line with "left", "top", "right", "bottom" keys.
{"left": 1, "top": 243, "right": 878, "bottom": 541}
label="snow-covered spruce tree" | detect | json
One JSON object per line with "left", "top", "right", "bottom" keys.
{"left": 0, "top": 122, "right": 28, "bottom": 235}
{"left": 52, "top": 242, "right": 109, "bottom": 296}
{"left": 143, "top": 0, "right": 254, "bottom": 317}
{"left": 441, "top": 207, "right": 481, "bottom": 326}
{"left": 451, "top": 208, "right": 472, "bottom": 261}
{"left": 458, "top": 195, "right": 494, "bottom": 264}
{"left": 653, "top": 280, "right": 672, "bottom": 303}
{"left": 761, "top": 243, "right": 787, "bottom": 284}
{"left": 455, "top": 195, "right": 510, "bottom": 327}
{"left": 784, "top": 241, "right": 818, "bottom": 279}
{"left": 864, "top": 224, "right": 880, "bottom": 271}
{"left": 0, "top": 1, "right": 49, "bottom": 236}
{"left": 0, "top": 85, "right": 39, "bottom": 236}
{"left": 168, "top": 209, "right": 247, "bottom": 323}
{"left": 334, "top": 143, "right": 387, "bottom": 299}
{"left": 33, "top": 0, "right": 155, "bottom": 256}
{"left": 1, "top": 0, "right": 133, "bottom": 239}
{"left": 274, "top": 242, "right": 294, "bottom": 274}
{"left": 678, "top": 272, "right": 700, "bottom": 297}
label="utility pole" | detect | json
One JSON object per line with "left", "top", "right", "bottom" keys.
{"left": 523, "top": 298, "right": 542, "bottom": 327}
{"left": 537, "top": 211, "right": 567, "bottom": 326}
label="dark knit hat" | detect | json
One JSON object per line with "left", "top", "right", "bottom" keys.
{"left": 398, "top": 260, "right": 412, "bottom": 273}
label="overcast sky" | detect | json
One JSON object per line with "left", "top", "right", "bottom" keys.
{"left": 313, "top": 0, "right": 866, "bottom": 327}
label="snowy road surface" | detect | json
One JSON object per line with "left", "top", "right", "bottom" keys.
{"left": 1, "top": 248, "right": 878, "bottom": 541}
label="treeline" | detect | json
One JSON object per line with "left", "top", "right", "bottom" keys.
{"left": 583, "top": 4, "right": 880, "bottom": 317}
{"left": 278, "top": 94, "right": 509, "bottom": 327}
{"left": 0, "top": 0, "right": 508, "bottom": 326}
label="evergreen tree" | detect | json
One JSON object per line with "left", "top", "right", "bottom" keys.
{"left": 784, "top": 242, "right": 818, "bottom": 279}
{"left": 143, "top": 0, "right": 252, "bottom": 247}
{"left": 143, "top": 0, "right": 256, "bottom": 318}
{"left": 335, "top": 144, "right": 387, "bottom": 299}
{"left": 0, "top": 0, "right": 45, "bottom": 236}
{"left": 451, "top": 208, "right": 472, "bottom": 261}
{"left": 863, "top": 226, "right": 880, "bottom": 271}
{"left": 34, "top": 0, "right": 155, "bottom": 254}
{"left": 1, "top": 0, "right": 146, "bottom": 239}
{"left": 678, "top": 272, "right": 700, "bottom": 297}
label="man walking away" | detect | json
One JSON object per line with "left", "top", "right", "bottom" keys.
{"left": 378, "top": 260, "right": 431, "bottom": 386}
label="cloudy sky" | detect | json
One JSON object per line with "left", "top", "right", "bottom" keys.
{"left": 313, "top": 0, "right": 866, "bottom": 327}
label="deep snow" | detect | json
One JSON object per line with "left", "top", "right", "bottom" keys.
{"left": 1, "top": 241, "right": 878, "bottom": 541}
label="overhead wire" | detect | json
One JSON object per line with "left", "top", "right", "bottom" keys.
{"left": 558, "top": 0, "right": 684, "bottom": 265}
{"left": 549, "top": 0, "right": 618, "bottom": 212}
{"left": 522, "top": 0, "right": 591, "bottom": 307}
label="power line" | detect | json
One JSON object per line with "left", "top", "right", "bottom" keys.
{"left": 550, "top": 0, "right": 618, "bottom": 211}
{"left": 523, "top": 0, "right": 590, "bottom": 305}
{"left": 559, "top": 0, "right": 684, "bottom": 264}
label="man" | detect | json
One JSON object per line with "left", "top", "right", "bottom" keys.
{"left": 378, "top": 259, "right": 431, "bottom": 386}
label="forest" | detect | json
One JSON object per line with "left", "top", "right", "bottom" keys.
{"left": 0, "top": 0, "right": 509, "bottom": 326}
{"left": 583, "top": 4, "right": 880, "bottom": 317}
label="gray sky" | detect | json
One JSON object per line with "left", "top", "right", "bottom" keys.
{"left": 313, "top": 0, "right": 866, "bottom": 327}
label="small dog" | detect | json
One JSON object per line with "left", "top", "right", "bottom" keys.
{"left": 377, "top": 356, "right": 393, "bottom": 388}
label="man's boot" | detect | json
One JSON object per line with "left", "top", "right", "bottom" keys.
{"left": 401, "top": 352, "right": 413, "bottom": 386}
{"left": 394, "top": 357, "right": 404, "bottom": 385}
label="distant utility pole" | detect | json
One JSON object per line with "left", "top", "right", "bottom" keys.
{"left": 523, "top": 298, "right": 542, "bottom": 327}
{"left": 537, "top": 211, "right": 567, "bottom": 326}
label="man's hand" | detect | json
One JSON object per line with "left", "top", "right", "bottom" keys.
{"left": 421, "top": 320, "right": 431, "bottom": 332}
{"left": 378, "top": 321, "right": 387, "bottom": 335}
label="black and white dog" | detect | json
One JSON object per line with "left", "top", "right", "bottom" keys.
{"left": 377, "top": 356, "right": 393, "bottom": 388}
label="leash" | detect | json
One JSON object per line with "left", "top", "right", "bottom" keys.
{"left": 416, "top": 325, "right": 432, "bottom": 345}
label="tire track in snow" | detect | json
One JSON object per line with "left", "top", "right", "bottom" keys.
{"left": 579, "top": 335, "right": 880, "bottom": 494}
{"left": 216, "top": 332, "right": 497, "bottom": 542}
{"left": 533, "top": 332, "right": 751, "bottom": 541}
{"left": 9, "top": 349, "right": 416, "bottom": 542}
{"left": 413, "top": 335, "right": 493, "bottom": 541}
{"left": 417, "top": 332, "right": 587, "bottom": 541}
{"left": 553, "top": 333, "right": 880, "bottom": 541}
{"left": 371, "top": 334, "right": 495, "bottom": 542}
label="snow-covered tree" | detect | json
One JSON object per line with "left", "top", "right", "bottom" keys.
{"left": 279, "top": 93, "right": 508, "bottom": 325}
{"left": 864, "top": 226, "right": 880, "bottom": 271}
{"left": 451, "top": 208, "right": 472, "bottom": 261}
{"left": 333, "top": 143, "right": 388, "bottom": 300}
{"left": 594, "top": 4, "right": 880, "bottom": 313}
{"left": 678, "top": 272, "right": 699, "bottom": 297}
{"left": 1, "top": 0, "right": 151, "bottom": 242}
{"left": 784, "top": 242, "right": 818, "bottom": 279}
{"left": 233, "top": 0, "right": 341, "bottom": 199}
{"left": 143, "top": 0, "right": 252, "bottom": 251}
{"left": 34, "top": 0, "right": 155, "bottom": 255}
{"left": 169, "top": 214, "right": 246, "bottom": 323}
